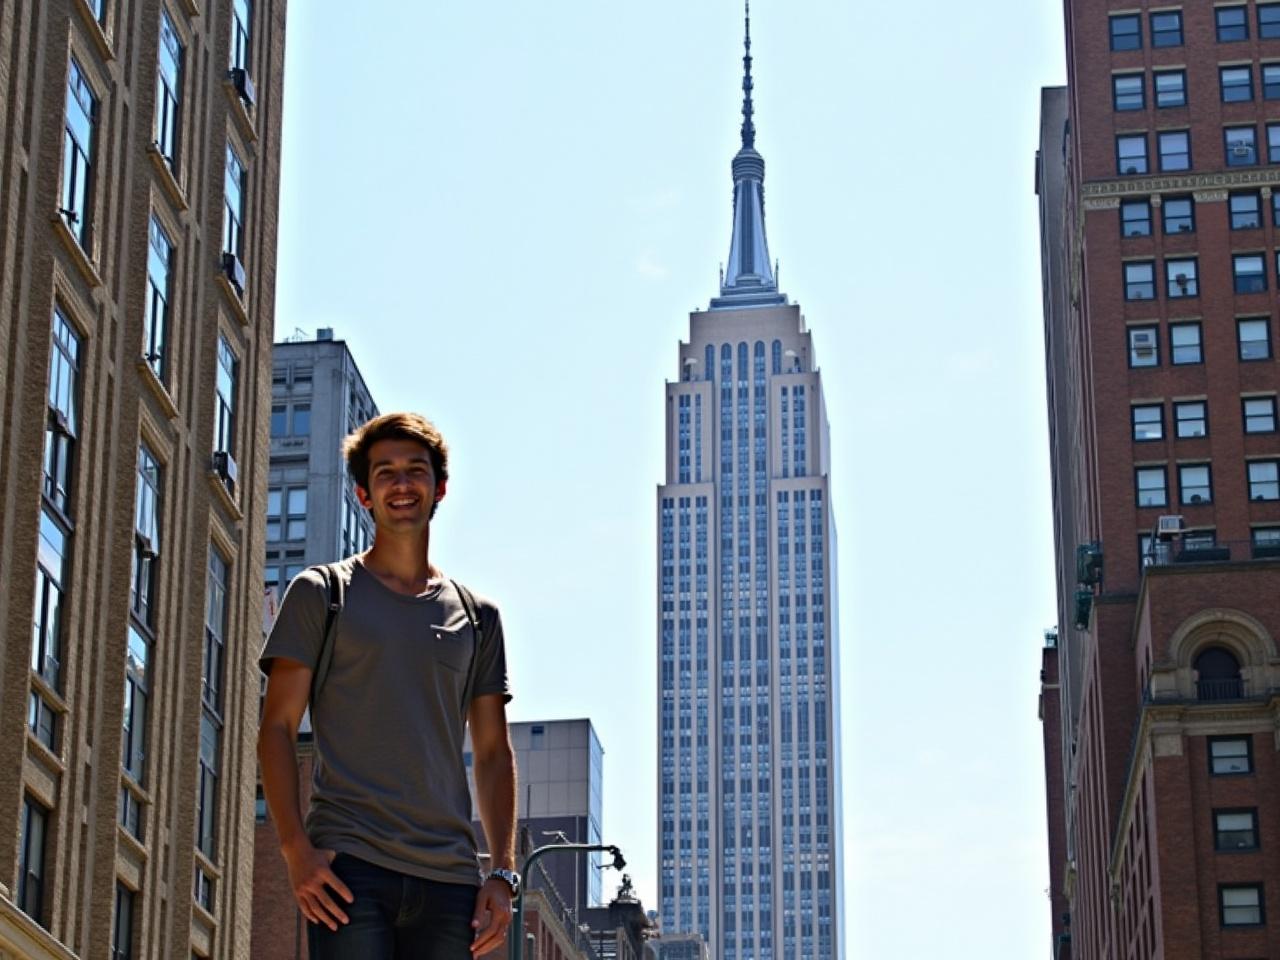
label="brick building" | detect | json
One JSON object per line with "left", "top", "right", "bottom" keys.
{"left": 0, "top": 0, "right": 287, "bottom": 957}
{"left": 1037, "top": 3, "right": 1280, "bottom": 958}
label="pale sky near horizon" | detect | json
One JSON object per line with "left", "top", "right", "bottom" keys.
{"left": 275, "top": 2, "right": 1068, "bottom": 956}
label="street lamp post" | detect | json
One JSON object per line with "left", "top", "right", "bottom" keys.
{"left": 509, "top": 842, "right": 625, "bottom": 960}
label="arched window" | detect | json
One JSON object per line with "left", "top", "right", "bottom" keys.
{"left": 1195, "top": 646, "right": 1243, "bottom": 700}
{"left": 772, "top": 340, "right": 782, "bottom": 375}
{"left": 705, "top": 344, "right": 715, "bottom": 382}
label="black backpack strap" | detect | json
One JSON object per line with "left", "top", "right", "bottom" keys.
{"left": 310, "top": 562, "right": 347, "bottom": 710}
{"left": 451, "top": 579, "right": 482, "bottom": 709}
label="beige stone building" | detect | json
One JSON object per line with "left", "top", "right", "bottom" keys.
{"left": 0, "top": 0, "right": 286, "bottom": 956}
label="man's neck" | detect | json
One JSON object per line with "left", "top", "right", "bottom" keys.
{"left": 360, "top": 529, "right": 440, "bottom": 593}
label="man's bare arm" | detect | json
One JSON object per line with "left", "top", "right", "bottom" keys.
{"left": 468, "top": 693, "right": 516, "bottom": 954}
{"left": 257, "top": 659, "right": 352, "bottom": 930}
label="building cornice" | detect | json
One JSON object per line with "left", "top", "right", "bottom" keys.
{"left": 1081, "top": 168, "right": 1280, "bottom": 206}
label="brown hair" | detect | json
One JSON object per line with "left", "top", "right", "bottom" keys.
{"left": 342, "top": 412, "right": 450, "bottom": 493}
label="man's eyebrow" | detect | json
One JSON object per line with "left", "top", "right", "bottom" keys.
{"left": 369, "top": 455, "right": 432, "bottom": 470}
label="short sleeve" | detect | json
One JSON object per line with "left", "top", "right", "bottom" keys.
{"left": 259, "top": 567, "right": 329, "bottom": 675}
{"left": 469, "top": 596, "right": 511, "bottom": 704}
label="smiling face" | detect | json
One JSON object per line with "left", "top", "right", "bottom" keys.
{"left": 355, "top": 437, "right": 447, "bottom": 530}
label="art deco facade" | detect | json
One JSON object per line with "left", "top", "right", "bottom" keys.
{"left": 657, "top": 13, "right": 842, "bottom": 960}
{"left": 1038, "top": 3, "right": 1280, "bottom": 957}
{"left": 0, "top": 1, "right": 286, "bottom": 956}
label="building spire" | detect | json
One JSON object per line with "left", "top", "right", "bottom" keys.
{"left": 712, "top": 0, "right": 785, "bottom": 310}
{"left": 741, "top": 1, "right": 756, "bottom": 150}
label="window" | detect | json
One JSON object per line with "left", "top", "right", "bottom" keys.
{"left": 1158, "top": 131, "right": 1191, "bottom": 171}
{"left": 1249, "top": 460, "right": 1280, "bottom": 499}
{"left": 1261, "top": 2, "right": 1280, "bottom": 38}
{"left": 214, "top": 335, "right": 237, "bottom": 462}
{"left": 121, "top": 624, "right": 149, "bottom": 838}
{"left": 291, "top": 403, "right": 310, "bottom": 436}
{"left": 1155, "top": 69, "right": 1187, "bottom": 107}
{"left": 223, "top": 145, "right": 245, "bottom": 265}
{"left": 155, "top": 11, "right": 182, "bottom": 170}
{"left": 1230, "top": 191, "right": 1262, "bottom": 229}
{"left": 1151, "top": 10, "right": 1183, "bottom": 46}
{"left": 1244, "top": 396, "right": 1277, "bottom": 433}
{"left": 203, "top": 550, "right": 228, "bottom": 709}
{"left": 18, "top": 796, "right": 47, "bottom": 925}
{"left": 31, "top": 510, "right": 69, "bottom": 744}
{"left": 61, "top": 59, "right": 97, "bottom": 247}
{"left": 1253, "top": 527, "right": 1280, "bottom": 556}
{"left": 270, "top": 403, "right": 286, "bottom": 436}
{"left": 1136, "top": 466, "right": 1167, "bottom": 507}
{"left": 197, "top": 710, "right": 220, "bottom": 860}
{"left": 144, "top": 217, "right": 173, "bottom": 381}
{"left": 1234, "top": 254, "right": 1266, "bottom": 292}
{"left": 113, "top": 883, "right": 134, "bottom": 960}
{"left": 1175, "top": 400, "right": 1207, "bottom": 438}
{"left": 1132, "top": 404, "right": 1163, "bottom": 441}
{"left": 1265, "top": 63, "right": 1280, "bottom": 98}
{"left": 1125, "top": 261, "right": 1155, "bottom": 300}
{"left": 44, "top": 310, "right": 80, "bottom": 514}
{"left": 230, "top": 0, "right": 252, "bottom": 73}
{"left": 1180, "top": 464, "right": 1212, "bottom": 504}
{"left": 1111, "top": 14, "right": 1142, "bottom": 50}
{"left": 1221, "top": 65, "right": 1253, "bottom": 102}
{"left": 1220, "top": 885, "right": 1264, "bottom": 926}
{"left": 1218, "top": 6, "right": 1249, "bottom": 40}
{"left": 1121, "top": 198, "right": 1152, "bottom": 237}
{"left": 1117, "top": 134, "right": 1148, "bottom": 175}
{"left": 1210, "top": 736, "right": 1252, "bottom": 774}
{"left": 1129, "top": 325, "right": 1159, "bottom": 367}
{"left": 1267, "top": 122, "right": 1280, "bottom": 161}
{"left": 1170, "top": 322, "right": 1202, "bottom": 364}
{"left": 1166, "top": 257, "right": 1197, "bottom": 297}
{"left": 1215, "top": 810, "right": 1259, "bottom": 850}
{"left": 1162, "top": 196, "right": 1194, "bottom": 233}
{"left": 269, "top": 487, "right": 308, "bottom": 542}
{"left": 131, "top": 446, "right": 161, "bottom": 627}
{"left": 1226, "top": 126, "right": 1257, "bottom": 165}
{"left": 1239, "top": 317, "right": 1272, "bottom": 359}
{"left": 1114, "top": 74, "right": 1144, "bottom": 111}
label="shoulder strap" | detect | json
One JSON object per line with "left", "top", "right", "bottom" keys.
{"left": 310, "top": 562, "right": 348, "bottom": 709}
{"left": 451, "top": 579, "right": 482, "bottom": 708}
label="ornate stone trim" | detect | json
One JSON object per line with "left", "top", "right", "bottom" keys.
{"left": 1082, "top": 168, "right": 1280, "bottom": 198}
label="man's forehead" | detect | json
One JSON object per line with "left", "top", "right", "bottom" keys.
{"left": 368, "top": 439, "right": 433, "bottom": 467}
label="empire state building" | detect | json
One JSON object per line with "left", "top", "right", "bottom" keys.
{"left": 656, "top": 7, "right": 844, "bottom": 958}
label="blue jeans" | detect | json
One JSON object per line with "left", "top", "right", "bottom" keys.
{"left": 308, "top": 853, "right": 478, "bottom": 959}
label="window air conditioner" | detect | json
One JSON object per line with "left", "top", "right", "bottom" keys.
{"left": 228, "top": 67, "right": 256, "bottom": 108}
{"left": 1156, "top": 514, "right": 1184, "bottom": 536}
{"left": 221, "top": 252, "right": 246, "bottom": 297}
{"left": 1124, "top": 165, "right": 1139, "bottom": 175}
{"left": 1231, "top": 144, "right": 1251, "bottom": 157}
{"left": 212, "top": 450, "right": 239, "bottom": 496}
{"left": 1178, "top": 223, "right": 1192, "bottom": 232}
{"left": 1175, "top": 273, "right": 1188, "bottom": 285}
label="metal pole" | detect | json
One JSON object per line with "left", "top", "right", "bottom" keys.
{"left": 510, "top": 843, "right": 622, "bottom": 960}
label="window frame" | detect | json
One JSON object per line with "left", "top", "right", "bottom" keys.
{"left": 1230, "top": 190, "right": 1262, "bottom": 229}
{"left": 1248, "top": 459, "right": 1280, "bottom": 500}
{"left": 1150, "top": 10, "right": 1183, "bottom": 47}
{"left": 1125, "top": 261, "right": 1156, "bottom": 301}
{"left": 1214, "top": 808, "right": 1260, "bottom": 851}
{"left": 1166, "top": 256, "right": 1198, "bottom": 298}
{"left": 18, "top": 796, "right": 47, "bottom": 924}
{"left": 1264, "top": 62, "right": 1280, "bottom": 98}
{"left": 1221, "top": 64, "right": 1254, "bottom": 102}
{"left": 1238, "top": 317, "right": 1272, "bottom": 360}
{"left": 1209, "top": 735, "right": 1253, "bottom": 775}
{"left": 1113, "top": 73, "right": 1145, "bottom": 111}
{"left": 154, "top": 10, "right": 183, "bottom": 171}
{"left": 1243, "top": 396, "right": 1278, "bottom": 433}
{"left": 143, "top": 216, "right": 173, "bottom": 382}
{"left": 1132, "top": 403, "right": 1164, "bottom": 441}
{"left": 1110, "top": 13, "right": 1143, "bottom": 51}
{"left": 1219, "top": 884, "right": 1265, "bottom": 927}
{"left": 1117, "top": 134, "right": 1149, "bottom": 175}
{"left": 1155, "top": 69, "right": 1187, "bottom": 107}
{"left": 1128, "top": 324, "right": 1160, "bottom": 367}
{"left": 1121, "top": 198, "right": 1152, "bottom": 237}
{"left": 1218, "top": 5, "right": 1250, "bottom": 41}
{"left": 1267, "top": 122, "right": 1280, "bottom": 162}
{"left": 1179, "top": 462, "right": 1213, "bottom": 505}
{"left": 61, "top": 58, "right": 98, "bottom": 249}
{"left": 1175, "top": 400, "right": 1208, "bottom": 438}
{"left": 1233, "top": 254, "right": 1267, "bottom": 293}
{"left": 1261, "top": 2, "right": 1280, "bottom": 39}
{"left": 1170, "top": 321, "right": 1203, "bottom": 364}
{"left": 1226, "top": 125, "right": 1258, "bottom": 166}
{"left": 214, "top": 335, "right": 238, "bottom": 459}
{"left": 1162, "top": 195, "right": 1195, "bottom": 233}
{"left": 1136, "top": 465, "right": 1168, "bottom": 507}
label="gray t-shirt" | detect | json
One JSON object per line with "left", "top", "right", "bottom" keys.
{"left": 259, "top": 557, "right": 510, "bottom": 885}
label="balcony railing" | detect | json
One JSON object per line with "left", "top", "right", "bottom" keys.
{"left": 1196, "top": 677, "right": 1245, "bottom": 701}
{"left": 1144, "top": 538, "right": 1280, "bottom": 568}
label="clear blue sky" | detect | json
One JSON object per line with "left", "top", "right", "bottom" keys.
{"left": 276, "top": 2, "right": 1068, "bottom": 955}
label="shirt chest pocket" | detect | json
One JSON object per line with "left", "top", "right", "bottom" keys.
{"left": 429, "top": 624, "right": 472, "bottom": 675}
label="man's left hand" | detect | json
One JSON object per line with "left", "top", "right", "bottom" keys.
{"left": 471, "top": 876, "right": 513, "bottom": 955}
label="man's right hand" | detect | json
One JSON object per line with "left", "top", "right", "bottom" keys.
{"left": 283, "top": 839, "right": 354, "bottom": 931}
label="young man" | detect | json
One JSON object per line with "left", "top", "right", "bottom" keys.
{"left": 258, "top": 412, "right": 518, "bottom": 958}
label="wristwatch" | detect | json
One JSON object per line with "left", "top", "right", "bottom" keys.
{"left": 487, "top": 867, "right": 521, "bottom": 896}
